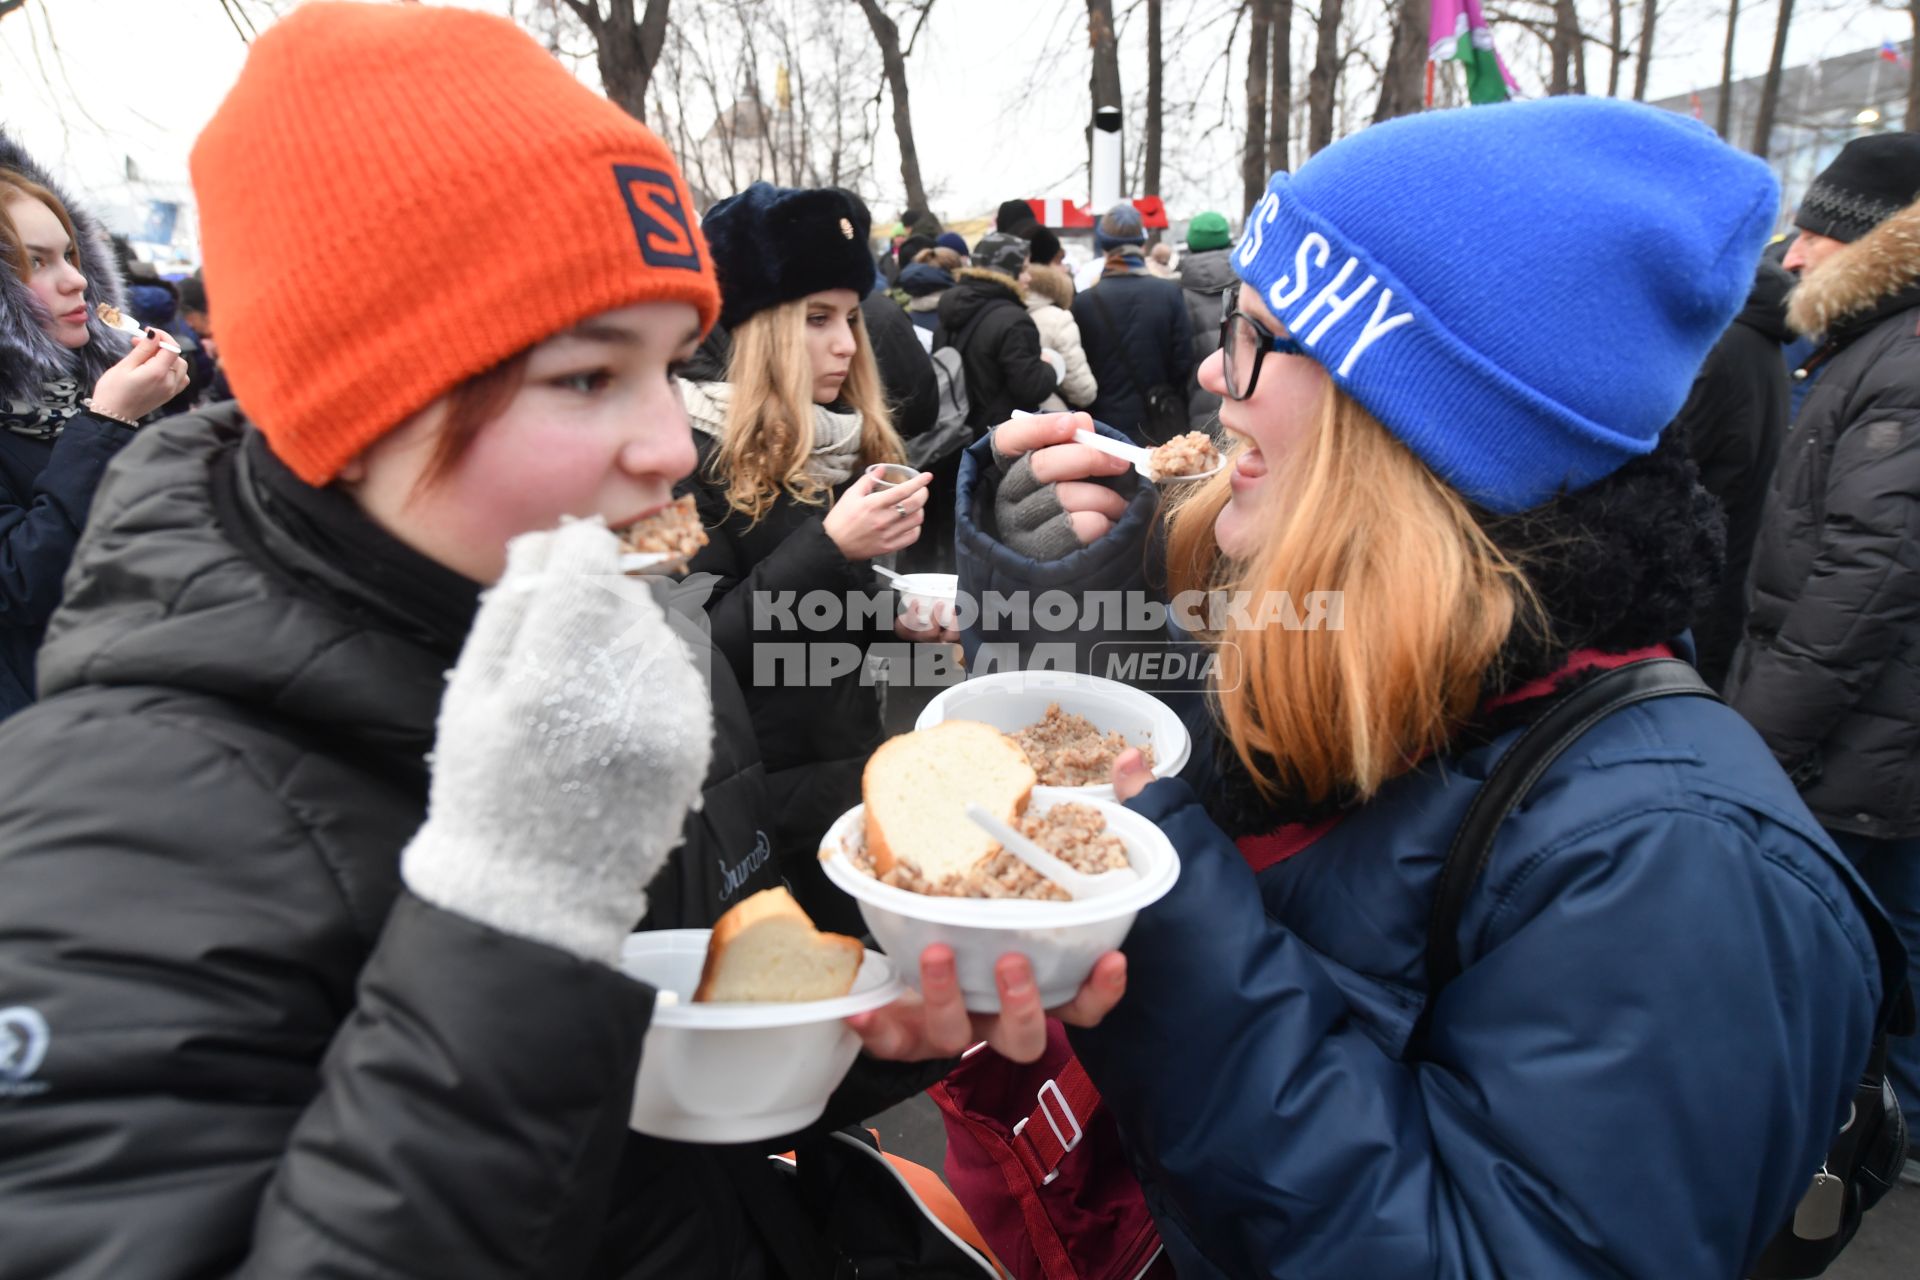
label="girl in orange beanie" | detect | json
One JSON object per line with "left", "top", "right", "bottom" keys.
{"left": 0, "top": 5, "right": 1104, "bottom": 1277}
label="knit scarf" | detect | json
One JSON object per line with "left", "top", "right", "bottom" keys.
{"left": 0, "top": 376, "right": 85, "bottom": 441}
{"left": 680, "top": 378, "right": 866, "bottom": 488}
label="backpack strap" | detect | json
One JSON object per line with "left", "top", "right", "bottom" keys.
{"left": 1419, "top": 658, "right": 1717, "bottom": 1027}
{"left": 1007, "top": 1052, "right": 1103, "bottom": 1189}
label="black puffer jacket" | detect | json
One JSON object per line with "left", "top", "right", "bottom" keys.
{"left": 935, "top": 269, "right": 1057, "bottom": 429}
{"left": 1728, "top": 199, "right": 1920, "bottom": 839}
{"left": 1071, "top": 268, "right": 1195, "bottom": 443}
{"left": 1676, "top": 260, "right": 1791, "bottom": 690}
{"left": 679, "top": 420, "right": 891, "bottom": 936}
{"left": 0, "top": 408, "right": 928, "bottom": 1278}
{"left": 862, "top": 290, "right": 937, "bottom": 442}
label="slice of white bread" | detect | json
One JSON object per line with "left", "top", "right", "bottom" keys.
{"left": 692, "top": 887, "right": 864, "bottom": 1003}
{"left": 863, "top": 720, "right": 1037, "bottom": 883}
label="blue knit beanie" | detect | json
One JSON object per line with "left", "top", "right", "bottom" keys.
{"left": 1094, "top": 202, "right": 1146, "bottom": 252}
{"left": 1232, "top": 97, "right": 1778, "bottom": 512}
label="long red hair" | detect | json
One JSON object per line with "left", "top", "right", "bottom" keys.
{"left": 1164, "top": 389, "right": 1540, "bottom": 803}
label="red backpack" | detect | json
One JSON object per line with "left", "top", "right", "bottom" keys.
{"left": 929, "top": 1021, "right": 1172, "bottom": 1280}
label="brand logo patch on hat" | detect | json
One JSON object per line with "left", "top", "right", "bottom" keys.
{"left": 615, "top": 165, "right": 702, "bottom": 271}
{"left": 839, "top": 217, "right": 855, "bottom": 239}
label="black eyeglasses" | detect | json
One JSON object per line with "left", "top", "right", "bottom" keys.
{"left": 1219, "top": 307, "right": 1305, "bottom": 401}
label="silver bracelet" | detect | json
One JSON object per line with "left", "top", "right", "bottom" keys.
{"left": 82, "top": 399, "right": 139, "bottom": 428}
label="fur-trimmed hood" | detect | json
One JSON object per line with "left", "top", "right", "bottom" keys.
{"left": 0, "top": 131, "right": 130, "bottom": 405}
{"left": 953, "top": 265, "right": 1026, "bottom": 300}
{"left": 1787, "top": 196, "right": 1920, "bottom": 337}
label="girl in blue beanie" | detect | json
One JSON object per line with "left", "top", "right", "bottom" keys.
{"left": 903, "top": 98, "right": 1907, "bottom": 1279}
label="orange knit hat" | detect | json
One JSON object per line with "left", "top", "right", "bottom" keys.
{"left": 191, "top": 2, "right": 719, "bottom": 485}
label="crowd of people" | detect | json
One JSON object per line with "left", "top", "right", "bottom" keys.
{"left": 0, "top": 2, "right": 1916, "bottom": 1278}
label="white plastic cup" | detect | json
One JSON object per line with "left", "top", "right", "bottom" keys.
{"left": 865, "top": 462, "right": 921, "bottom": 492}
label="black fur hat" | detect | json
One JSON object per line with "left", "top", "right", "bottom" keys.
{"left": 0, "top": 131, "right": 131, "bottom": 405}
{"left": 703, "top": 183, "right": 875, "bottom": 330}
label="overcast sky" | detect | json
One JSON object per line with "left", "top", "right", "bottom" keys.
{"left": 1, "top": 0, "right": 1910, "bottom": 245}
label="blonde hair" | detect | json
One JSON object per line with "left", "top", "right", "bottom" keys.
{"left": 1164, "top": 390, "right": 1540, "bottom": 804}
{"left": 708, "top": 296, "right": 903, "bottom": 522}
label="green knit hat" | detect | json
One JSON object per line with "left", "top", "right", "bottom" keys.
{"left": 1186, "top": 211, "right": 1231, "bottom": 252}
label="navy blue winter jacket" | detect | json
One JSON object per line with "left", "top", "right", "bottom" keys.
{"left": 953, "top": 435, "right": 1895, "bottom": 1278}
{"left": 0, "top": 414, "right": 138, "bottom": 717}
{"left": 1071, "top": 270, "right": 1195, "bottom": 441}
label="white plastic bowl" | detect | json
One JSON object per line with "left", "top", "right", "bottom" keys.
{"left": 618, "top": 930, "right": 906, "bottom": 1143}
{"left": 818, "top": 788, "right": 1180, "bottom": 1012}
{"left": 892, "top": 572, "right": 959, "bottom": 630}
{"left": 913, "top": 669, "right": 1191, "bottom": 798}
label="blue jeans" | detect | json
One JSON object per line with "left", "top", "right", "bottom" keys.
{"left": 1829, "top": 830, "right": 1920, "bottom": 1134}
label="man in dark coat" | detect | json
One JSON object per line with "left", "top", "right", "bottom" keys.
{"left": 861, "top": 287, "right": 936, "bottom": 440}
{"left": 1675, "top": 258, "right": 1792, "bottom": 689}
{"left": 934, "top": 232, "right": 1057, "bottom": 429}
{"left": 1072, "top": 202, "right": 1194, "bottom": 444}
{"left": 1727, "top": 132, "right": 1920, "bottom": 1156}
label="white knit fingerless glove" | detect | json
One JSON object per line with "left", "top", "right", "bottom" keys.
{"left": 402, "top": 519, "right": 714, "bottom": 967}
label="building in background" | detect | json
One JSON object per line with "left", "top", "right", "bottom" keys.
{"left": 1656, "top": 39, "right": 1914, "bottom": 227}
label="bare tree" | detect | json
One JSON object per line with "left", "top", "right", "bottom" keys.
{"left": 1374, "top": 0, "right": 1429, "bottom": 121}
{"left": 640, "top": 1, "right": 882, "bottom": 208}
{"left": 1244, "top": 0, "right": 1272, "bottom": 215}
{"left": 1631, "top": 0, "right": 1656, "bottom": 99}
{"left": 1307, "top": 0, "right": 1345, "bottom": 154}
{"left": 1087, "top": 0, "right": 1124, "bottom": 163}
{"left": 1606, "top": 0, "right": 1624, "bottom": 96}
{"left": 556, "top": 0, "right": 673, "bottom": 121}
{"left": 1750, "top": 0, "right": 1794, "bottom": 157}
{"left": 1270, "top": 0, "right": 1292, "bottom": 175}
{"left": 1548, "top": 0, "right": 1580, "bottom": 93}
{"left": 1145, "top": 0, "right": 1164, "bottom": 199}
{"left": 1714, "top": 0, "right": 1740, "bottom": 136}
{"left": 852, "top": 0, "right": 933, "bottom": 214}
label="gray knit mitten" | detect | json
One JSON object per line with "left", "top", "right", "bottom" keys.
{"left": 992, "top": 446, "right": 1086, "bottom": 562}
{"left": 402, "top": 519, "right": 713, "bottom": 968}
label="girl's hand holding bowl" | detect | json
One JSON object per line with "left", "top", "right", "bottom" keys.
{"left": 848, "top": 943, "right": 1128, "bottom": 1064}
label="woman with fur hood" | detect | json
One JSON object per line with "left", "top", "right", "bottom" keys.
{"left": 0, "top": 135, "right": 190, "bottom": 718}
{"left": 1022, "top": 262, "right": 1097, "bottom": 412}
{"left": 949, "top": 99, "right": 1904, "bottom": 1277}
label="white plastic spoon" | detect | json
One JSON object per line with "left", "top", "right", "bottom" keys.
{"left": 963, "top": 803, "right": 1138, "bottom": 900}
{"left": 872, "top": 563, "right": 903, "bottom": 583}
{"left": 1071, "top": 428, "right": 1226, "bottom": 484}
{"left": 618, "top": 551, "right": 673, "bottom": 573}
